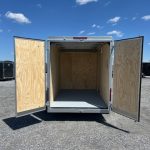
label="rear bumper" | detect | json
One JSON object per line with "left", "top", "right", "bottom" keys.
{"left": 47, "top": 107, "right": 109, "bottom": 114}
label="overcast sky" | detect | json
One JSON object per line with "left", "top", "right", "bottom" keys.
{"left": 0, "top": 0, "right": 150, "bottom": 61}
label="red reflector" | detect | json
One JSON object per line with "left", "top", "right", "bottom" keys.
{"left": 73, "top": 37, "right": 87, "bottom": 40}
{"left": 110, "top": 88, "right": 112, "bottom": 102}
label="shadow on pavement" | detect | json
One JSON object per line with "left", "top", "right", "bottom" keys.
{"left": 3, "top": 110, "right": 130, "bottom": 133}
{"left": 3, "top": 115, "right": 41, "bottom": 130}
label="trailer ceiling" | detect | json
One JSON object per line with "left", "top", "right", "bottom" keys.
{"left": 52, "top": 42, "right": 107, "bottom": 50}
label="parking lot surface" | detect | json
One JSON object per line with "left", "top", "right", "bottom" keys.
{"left": 0, "top": 78, "right": 150, "bottom": 150}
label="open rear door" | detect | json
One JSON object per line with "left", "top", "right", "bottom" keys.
{"left": 112, "top": 36, "right": 143, "bottom": 121}
{"left": 14, "top": 37, "right": 46, "bottom": 116}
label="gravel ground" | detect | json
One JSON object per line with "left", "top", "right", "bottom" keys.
{"left": 0, "top": 78, "right": 150, "bottom": 150}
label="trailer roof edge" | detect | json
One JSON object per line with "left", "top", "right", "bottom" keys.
{"left": 48, "top": 36, "right": 113, "bottom": 42}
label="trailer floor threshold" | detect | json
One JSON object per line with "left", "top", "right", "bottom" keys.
{"left": 50, "top": 90, "right": 108, "bottom": 109}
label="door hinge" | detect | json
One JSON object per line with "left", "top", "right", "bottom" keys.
{"left": 108, "top": 102, "right": 112, "bottom": 111}
{"left": 111, "top": 46, "right": 114, "bottom": 54}
{"left": 46, "top": 101, "right": 49, "bottom": 106}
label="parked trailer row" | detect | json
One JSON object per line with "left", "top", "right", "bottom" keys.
{"left": 142, "top": 62, "right": 150, "bottom": 76}
{"left": 0, "top": 61, "right": 14, "bottom": 80}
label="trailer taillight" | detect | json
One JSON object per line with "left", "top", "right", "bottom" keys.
{"left": 110, "top": 88, "right": 112, "bottom": 102}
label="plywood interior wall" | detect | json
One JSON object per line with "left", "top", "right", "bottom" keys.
{"left": 50, "top": 45, "right": 60, "bottom": 102}
{"left": 15, "top": 38, "right": 45, "bottom": 113}
{"left": 60, "top": 52, "right": 97, "bottom": 89}
{"left": 113, "top": 38, "right": 142, "bottom": 120}
{"left": 96, "top": 49, "right": 100, "bottom": 91}
{"left": 60, "top": 52, "right": 72, "bottom": 89}
{"left": 99, "top": 44, "right": 110, "bottom": 104}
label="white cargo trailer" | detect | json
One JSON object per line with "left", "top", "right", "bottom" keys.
{"left": 14, "top": 36, "right": 143, "bottom": 121}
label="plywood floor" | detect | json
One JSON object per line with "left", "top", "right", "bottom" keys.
{"left": 50, "top": 90, "right": 108, "bottom": 108}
